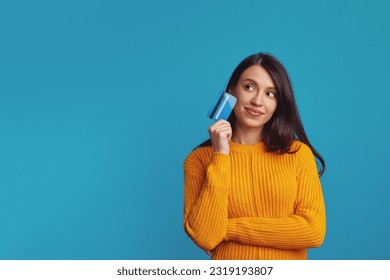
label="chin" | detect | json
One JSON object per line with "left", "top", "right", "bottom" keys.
{"left": 239, "top": 119, "right": 266, "bottom": 129}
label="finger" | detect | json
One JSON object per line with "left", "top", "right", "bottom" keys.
{"left": 212, "top": 120, "right": 231, "bottom": 128}
{"left": 212, "top": 128, "right": 232, "bottom": 138}
{"left": 211, "top": 124, "right": 232, "bottom": 131}
{"left": 215, "top": 119, "right": 229, "bottom": 125}
{"left": 210, "top": 122, "right": 231, "bottom": 131}
{"left": 209, "top": 125, "right": 231, "bottom": 134}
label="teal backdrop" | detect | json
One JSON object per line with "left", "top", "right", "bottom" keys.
{"left": 1, "top": 0, "right": 389, "bottom": 259}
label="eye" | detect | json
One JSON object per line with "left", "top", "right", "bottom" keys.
{"left": 244, "top": 84, "right": 255, "bottom": 92}
{"left": 266, "top": 91, "right": 277, "bottom": 98}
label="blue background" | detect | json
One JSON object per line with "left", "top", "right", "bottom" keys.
{"left": 1, "top": 0, "right": 389, "bottom": 260}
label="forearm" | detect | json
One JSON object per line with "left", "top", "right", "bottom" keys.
{"left": 225, "top": 205, "right": 326, "bottom": 249}
{"left": 184, "top": 153, "right": 231, "bottom": 251}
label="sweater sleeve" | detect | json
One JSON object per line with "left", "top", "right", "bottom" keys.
{"left": 225, "top": 144, "right": 326, "bottom": 250}
{"left": 183, "top": 149, "right": 231, "bottom": 251}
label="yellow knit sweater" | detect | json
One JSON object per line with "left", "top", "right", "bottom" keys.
{"left": 183, "top": 140, "right": 326, "bottom": 260}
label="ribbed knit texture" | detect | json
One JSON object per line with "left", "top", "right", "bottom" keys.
{"left": 183, "top": 141, "right": 326, "bottom": 260}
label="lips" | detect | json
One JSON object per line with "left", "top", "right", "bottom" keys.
{"left": 245, "top": 107, "right": 265, "bottom": 117}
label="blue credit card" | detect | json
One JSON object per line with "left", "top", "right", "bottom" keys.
{"left": 207, "top": 90, "right": 237, "bottom": 120}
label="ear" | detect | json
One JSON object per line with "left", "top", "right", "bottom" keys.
{"left": 227, "top": 87, "right": 235, "bottom": 96}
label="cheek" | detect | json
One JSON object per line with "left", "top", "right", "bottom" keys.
{"left": 236, "top": 94, "right": 252, "bottom": 109}
{"left": 266, "top": 100, "right": 277, "bottom": 115}
{"left": 233, "top": 105, "right": 241, "bottom": 117}
{"left": 233, "top": 95, "right": 245, "bottom": 112}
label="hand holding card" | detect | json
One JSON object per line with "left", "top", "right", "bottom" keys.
{"left": 207, "top": 90, "right": 237, "bottom": 121}
{"left": 208, "top": 119, "right": 232, "bottom": 154}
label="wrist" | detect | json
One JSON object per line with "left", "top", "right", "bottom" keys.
{"left": 212, "top": 144, "right": 230, "bottom": 154}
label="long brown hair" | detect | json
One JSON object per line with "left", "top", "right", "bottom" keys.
{"left": 197, "top": 52, "right": 325, "bottom": 176}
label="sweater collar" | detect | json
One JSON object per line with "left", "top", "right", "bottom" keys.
{"left": 229, "top": 141, "right": 265, "bottom": 153}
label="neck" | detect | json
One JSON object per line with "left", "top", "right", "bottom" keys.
{"left": 232, "top": 125, "right": 263, "bottom": 144}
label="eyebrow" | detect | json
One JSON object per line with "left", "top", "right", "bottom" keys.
{"left": 243, "top": 78, "right": 276, "bottom": 91}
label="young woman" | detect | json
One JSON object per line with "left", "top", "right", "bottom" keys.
{"left": 183, "top": 52, "right": 326, "bottom": 260}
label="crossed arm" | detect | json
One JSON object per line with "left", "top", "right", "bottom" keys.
{"left": 183, "top": 147, "right": 326, "bottom": 252}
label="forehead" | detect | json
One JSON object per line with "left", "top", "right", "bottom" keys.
{"left": 239, "top": 65, "right": 275, "bottom": 88}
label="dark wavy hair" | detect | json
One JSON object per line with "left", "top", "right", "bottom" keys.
{"left": 196, "top": 52, "right": 325, "bottom": 176}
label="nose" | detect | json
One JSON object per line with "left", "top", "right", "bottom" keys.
{"left": 250, "top": 92, "right": 264, "bottom": 106}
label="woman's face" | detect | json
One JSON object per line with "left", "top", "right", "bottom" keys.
{"left": 232, "top": 64, "right": 278, "bottom": 131}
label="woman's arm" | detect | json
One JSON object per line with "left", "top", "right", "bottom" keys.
{"left": 224, "top": 144, "right": 326, "bottom": 250}
{"left": 183, "top": 150, "right": 230, "bottom": 251}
